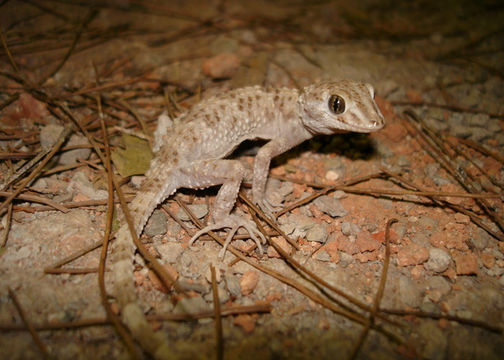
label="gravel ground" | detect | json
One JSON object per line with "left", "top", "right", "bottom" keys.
{"left": 0, "top": 1, "right": 503, "bottom": 359}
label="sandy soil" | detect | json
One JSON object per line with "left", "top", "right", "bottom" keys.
{"left": 0, "top": 1, "right": 503, "bottom": 359}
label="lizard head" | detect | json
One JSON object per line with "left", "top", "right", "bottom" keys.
{"left": 300, "top": 80, "right": 385, "bottom": 135}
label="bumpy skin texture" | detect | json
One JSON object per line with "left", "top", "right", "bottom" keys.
{"left": 110, "top": 80, "right": 385, "bottom": 358}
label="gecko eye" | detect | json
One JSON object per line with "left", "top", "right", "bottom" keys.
{"left": 328, "top": 95, "right": 345, "bottom": 114}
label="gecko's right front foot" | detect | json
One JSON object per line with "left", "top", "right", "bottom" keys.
{"left": 252, "top": 192, "right": 276, "bottom": 220}
{"left": 189, "top": 215, "right": 267, "bottom": 259}
{"left": 256, "top": 199, "right": 276, "bottom": 219}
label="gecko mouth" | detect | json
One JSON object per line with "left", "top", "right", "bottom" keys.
{"left": 367, "top": 120, "right": 385, "bottom": 130}
{"left": 333, "top": 120, "right": 384, "bottom": 133}
{"left": 359, "top": 123, "right": 384, "bottom": 132}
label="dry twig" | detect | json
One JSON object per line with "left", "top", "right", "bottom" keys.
{"left": 0, "top": 125, "right": 73, "bottom": 214}
{"left": 210, "top": 264, "right": 224, "bottom": 360}
{"left": 178, "top": 198, "right": 403, "bottom": 344}
{"left": 96, "top": 94, "right": 142, "bottom": 359}
{"left": 403, "top": 110, "right": 504, "bottom": 236}
{"left": 349, "top": 219, "right": 397, "bottom": 360}
{"left": 0, "top": 303, "right": 273, "bottom": 331}
{"left": 8, "top": 287, "right": 50, "bottom": 359}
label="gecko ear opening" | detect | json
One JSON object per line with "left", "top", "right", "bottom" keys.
{"left": 328, "top": 95, "right": 345, "bottom": 114}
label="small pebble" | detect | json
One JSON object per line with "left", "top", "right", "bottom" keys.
{"left": 157, "top": 242, "right": 184, "bottom": 263}
{"left": 424, "top": 248, "right": 451, "bottom": 273}
{"left": 177, "top": 204, "right": 208, "bottom": 221}
{"left": 40, "top": 124, "right": 64, "bottom": 148}
{"left": 454, "top": 252, "right": 479, "bottom": 275}
{"left": 144, "top": 210, "right": 167, "bottom": 237}
{"left": 313, "top": 196, "right": 348, "bottom": 218}
{"left": 240, "top": 270, "right": 259, "bottom": 296}
{"left": 305, "top": 223, "right": 328, "bottom": 243}
{"left": 202, "top": 53, "right": 240, "bottom": 79}
{"left": 341, "top": 222, "right": 360, "bottom": 236}
{"left": 313, "top": 249, "right": 331, "bottom": 262}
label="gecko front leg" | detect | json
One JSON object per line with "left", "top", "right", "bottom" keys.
{"left": 252, "top": 138, "right": 299, "bottom": 216}
{"left": 183, "top": 159, "right": 266, "bottom": 258}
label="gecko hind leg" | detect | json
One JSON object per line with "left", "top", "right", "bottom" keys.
{"left": 179, "top": 159, "right": 266, "bottom": 258}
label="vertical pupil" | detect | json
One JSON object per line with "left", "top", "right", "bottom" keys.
{"left": 333, "top": 98, "right": 340, "bottom": 111}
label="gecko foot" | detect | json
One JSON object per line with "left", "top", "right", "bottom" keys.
{"left": 189, "top": 215, "right": 267, "bottom": 259}
{"left": 256, "top": 198, "right": 276, "bottom": 219}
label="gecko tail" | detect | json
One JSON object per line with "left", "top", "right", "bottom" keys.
{"left": 127, "top": 180, "right": 177, "bottom": 235}
{"left": 110, "top": 175, "right": 178, "bottom": 358}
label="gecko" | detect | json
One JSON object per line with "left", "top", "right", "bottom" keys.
{"left": 110, "top": 80, "right": 385, "bottom": 358}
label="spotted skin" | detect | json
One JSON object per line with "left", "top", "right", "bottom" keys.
{"left": 111, "top": 80, "right": 385, "bottom": 359}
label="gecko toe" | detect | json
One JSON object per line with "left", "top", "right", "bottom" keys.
{"left": 188, "top": 224, "right": 223, "bottom": 248}
{"left": 190, "top": 216, "right": 266, "bottom": 259}
{"left": 258, "top": 199, "right": 276, "bottom": 219}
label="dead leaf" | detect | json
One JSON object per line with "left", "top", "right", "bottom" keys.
{"left": 111, "top": 134, "right": 152, "bottom": 177}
